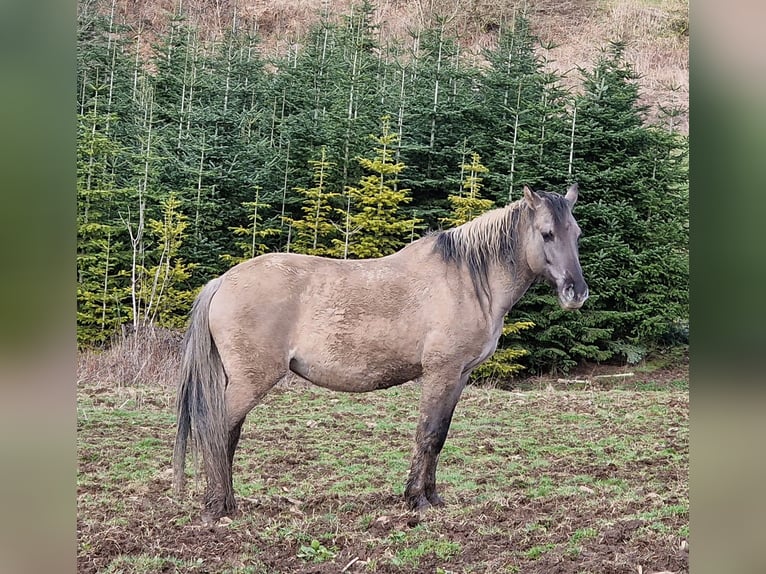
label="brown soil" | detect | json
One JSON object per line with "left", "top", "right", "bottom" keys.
{"left": 78, "top": 377, "right": 688, "bottom": 573}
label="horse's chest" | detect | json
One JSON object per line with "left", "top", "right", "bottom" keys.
{"left": 480, "top": 326, "right": 502, "bottom": 360}
{"left": 463, "top": 322, "right": 503, "bottom": 370}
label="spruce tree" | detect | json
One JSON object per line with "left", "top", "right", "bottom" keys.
{"left": 397, "top": 21, "right": 481, "bottom": 227}
{"left": 471, "top": 320, "right": 535, "bottom": 383}
{"left": 138, "top": 193, "right": 195, "bottom": 328}
{"left": 478, "top": 14, "right": 571, "bottom": 202}
{"left": 223, "top": 186, "right": 281, "bottom": 265}
{"left": 441, "top": 150, "right": 535, "bottom": 382}
{"left": 567, "top": 42, "right": 688, "bottom": 360}
{"left": 76, "top": 109, "right": 131, "bottom": 346}
{"left": 512, "top": 43, "right": 688, "bottom": 371}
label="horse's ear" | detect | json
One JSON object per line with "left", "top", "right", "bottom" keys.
{"left": 565, "top": 183, "right": 579, "bottom": 207}
{"left": 523, "top": 185, "right": 543, "bottom": 210}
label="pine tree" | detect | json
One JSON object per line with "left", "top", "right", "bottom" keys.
{"left": 137, "top": 193, "right": 195, "bottom": 328}
{"left": 478, "top": 13, "right": 571, "bottom": 201}
{"left": 471, "top": 320, "right": 535, "bottom": 383}
{"left": 397, "top": 21, "right": 481, "bottom": 227}
{"left": 77, "top": 109, "right": 131, "bottom": 346}
{"left": 440, "top": 150, "right": 534, "bottom": 381}
{"left": 332, "top": 116, "right": 419, "bottom": 259}
{"left": 512, "top": 42, "right": 688, "bottom": 372}
{"left": 571, "top": 42, "right": 688, "bottom": 359}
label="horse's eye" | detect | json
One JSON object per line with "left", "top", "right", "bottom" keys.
{"left": 542, "top": 231, "right": 554, "bottom": 242}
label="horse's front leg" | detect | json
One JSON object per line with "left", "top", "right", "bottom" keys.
{"left": 405, "top": 367, "right": 467, "bottom": 512}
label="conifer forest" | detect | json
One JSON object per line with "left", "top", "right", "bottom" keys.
{"left": 76, "top": 0, "right": 688, "bottom": 374}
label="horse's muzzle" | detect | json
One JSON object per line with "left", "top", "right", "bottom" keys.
{"left": 558, "top": 279, "right": 589, "bottom": 310}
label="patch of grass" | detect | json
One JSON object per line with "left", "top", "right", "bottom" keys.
{"left": 567, "top": 527, "right": 598, "bottom": 557}
{"left": 526, "top": 475, "right": 555, "bottom": 498}
{"left": 524, "top": 542, "right": 555, "bottom": 559}
{"left": 594, "top": 477, "right": 630, "bottom": 493}
{"left": 637, "top": 503, "right": 689, "bottom": 522}
{"left": 297, "top": 539, "right": 337, "bottom": 563}
{"left": 523, "top": 521, "right": 548, "bottom": 534}
{"left": 392, "top": 539, "right": 462, "bottom": 567}
{"left": 103, "top": 555, "right": 201, "bottom": 573}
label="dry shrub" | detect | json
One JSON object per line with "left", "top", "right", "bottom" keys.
{"left": 77, "top": 326, "right": 182, "bottom": 388}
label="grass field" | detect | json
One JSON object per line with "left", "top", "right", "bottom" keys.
{"left": 77, "top": 376, "right": 688, "bottom": 573}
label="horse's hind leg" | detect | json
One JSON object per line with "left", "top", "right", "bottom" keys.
{"left": 202, "top": 416, "right": 245, "bottom": 522}
{"left": 405, "top": 367, "right": 467, "bottom": 512}
{"left": 203, "top": 354, "right": 287, "bottom": 523}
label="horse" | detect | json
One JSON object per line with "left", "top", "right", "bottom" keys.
{"left": 173, "top": 183, "right": 588, "bottom": 523}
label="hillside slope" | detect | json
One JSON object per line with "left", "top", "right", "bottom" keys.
{"left": 83, "top": 0, "right": 688, "bottom": 131}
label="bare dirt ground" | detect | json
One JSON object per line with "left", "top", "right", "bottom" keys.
{"left": 77, "top": 365, "right": 688, "bottom": 573}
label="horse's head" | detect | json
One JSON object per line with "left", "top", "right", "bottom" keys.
{"left": 522, "top": 184, "right": 589, "bottom": 310}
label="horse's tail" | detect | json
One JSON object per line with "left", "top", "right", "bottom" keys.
{"left": 172, "top": 277, "right": 229, "bottom": 503}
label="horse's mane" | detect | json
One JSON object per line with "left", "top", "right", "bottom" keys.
{"left": 433, "top": 191, "right": 569, "bottom": 304}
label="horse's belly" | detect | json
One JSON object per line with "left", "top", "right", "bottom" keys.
{"left": 288, "top": 350, "right": 422, "bottom": 392}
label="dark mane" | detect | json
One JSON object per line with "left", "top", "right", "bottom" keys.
{"left": 432, "top": 200, "right": 525, "bottom": 304}
{"left": 432, "top": 191, "right": 568, "bottom": 304}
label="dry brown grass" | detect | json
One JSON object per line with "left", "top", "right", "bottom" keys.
{"left": 77, "top": 326, "right": 182, "bottom": 388}
{"left": 536, "top": 0, "right": 688, "bottom": 131}
{"left": 104, "top": 0, "right": 687, "bottom": 131}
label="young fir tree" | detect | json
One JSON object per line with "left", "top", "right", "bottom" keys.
{"left": 567, "top": 42, "right": 688, "bottom": 362}
{"left": 478, "top": 13, "right": 571, "bottom": 202}
{"left": 471, "top": 320, "right": 535, "bottom": 383}
{"left": 222, "top": 185, "right": 281, "bottom": 265}
{"left": 137, "top": 193, "right": 196, "bottom": 329}
{"left": 442, "top": 151, "right": 495, "bottom": 227}
{"left": 512, "top": 42, "right": 688, "bottom": 372}
{"left": 397, "top": 21, "right": 482, "bottom": 227}
{"left": 331, "top": 0, "right": 384, "bottom": 190}
{"left": 77, "top": 7, "right": 146, "bottom": 345}
{"left": 77, "top": 109, "right": 131, "bottom": 346}
{"left": 332, "top": 116, "right": 419, "bottom": 259}
{"left": 284, "top": 146, "right": 340, "bottom": 256}
{"left": 195, "top": 24, "right": 278, "bottom": 275}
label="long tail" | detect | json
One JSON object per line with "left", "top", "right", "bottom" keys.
{"left": 172, "top": 277, "right": 228, "bottom": 502}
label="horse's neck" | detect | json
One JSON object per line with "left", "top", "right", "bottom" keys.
{"left": 486, "top": 253, "right": 536, "bottom": 319}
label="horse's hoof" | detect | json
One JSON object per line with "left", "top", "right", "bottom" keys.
{"left": 201, "top": 512, "right": 217, "bottom": 525}
{"left": 407, "top": 493, "right": 444, "bottom": 513}
{"left": 202, "top": 508, "right": 234, "bottom": 525}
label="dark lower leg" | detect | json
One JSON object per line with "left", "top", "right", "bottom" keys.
{"left": 405, "top": 409, "right": 454, "bottom": 511}
{"left": 202, "top": 418, "right": 244, "bottom": 522}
